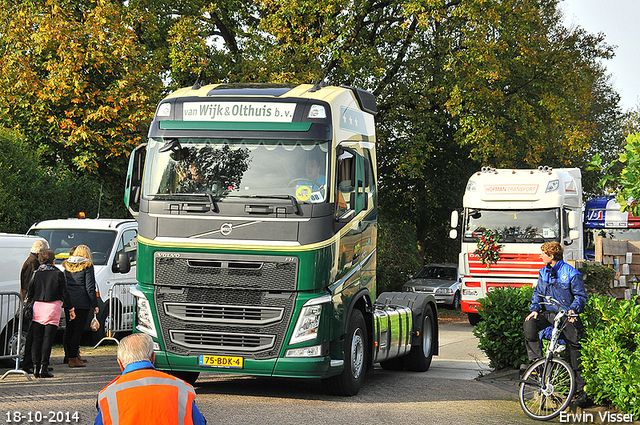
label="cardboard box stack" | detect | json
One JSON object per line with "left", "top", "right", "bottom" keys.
{"left": 595, "top": 236, "right": 640, "bottom": 300}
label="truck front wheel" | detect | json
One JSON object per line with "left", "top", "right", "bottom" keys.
{"left": 169, "top": 371, "right": 200, "bottom": 386}
{"left": 468, "top": 312, "right": 482, "bottom": 326}
{"left": 323, "top": 309, "right": 367, "bottom": 396}
{"left": 403, "top": 304, "right": 435, "bottom": 372}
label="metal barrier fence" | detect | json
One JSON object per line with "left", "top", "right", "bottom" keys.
{"left": 0, "top": 291, "right": 31, "bottom": 381}
{"left": 94, "top": 282, "right": 136, "bottom": 348}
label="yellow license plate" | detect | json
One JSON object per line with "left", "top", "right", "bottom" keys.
{"left": 199, "top": 355, "right": 244, "bottom": 369}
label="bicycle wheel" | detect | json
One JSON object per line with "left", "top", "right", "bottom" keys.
{"left": 519, "top": 357, "right": 576, "bottom": 421}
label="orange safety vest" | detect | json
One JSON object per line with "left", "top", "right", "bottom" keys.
{"left": 98, "top": 369, "right": 197, "bottom": 425}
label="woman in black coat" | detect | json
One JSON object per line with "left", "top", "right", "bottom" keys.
{"left": 26, "top": 249, "right": 75, "bottom": 378}
{"left": 62, "top": 244, "right": 99, "bottom": 367}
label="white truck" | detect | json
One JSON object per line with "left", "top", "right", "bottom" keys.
{"left": 0, "top": 234, "right": 47, "bottom": 365}
{"left": 449, "top": 166, "right": 584, "bottom": 325}
{"left": 27, "top": 218, "right": 138, "bottom": 339}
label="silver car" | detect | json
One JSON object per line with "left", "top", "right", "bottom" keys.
{"left": 403, "top": 263, "right": 461, "bottom": 310}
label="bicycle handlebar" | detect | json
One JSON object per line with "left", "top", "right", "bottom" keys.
{"left": 536, "top": 295, "right": 579, "bottom": 317}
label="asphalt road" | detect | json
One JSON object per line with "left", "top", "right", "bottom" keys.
{"left": 0, "top": 320, "right": 611, "bottom": 425}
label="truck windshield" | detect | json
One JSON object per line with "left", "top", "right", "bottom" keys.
{"left": 27, "top": 229, "right": 117, "bottom": 266}
{"left": 143, "top": 138, "right": 330, "bottom": 203}
{"left": 463, "top": 208, "right": 560, "bottom": 243}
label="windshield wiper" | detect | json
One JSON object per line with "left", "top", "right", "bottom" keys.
{"left": 204, "top": 193, "right": 219, "bottom": 213}
{"left": 151, "top": 192, "right": 219, "bottom": 213}
{"left": 232, "top": 195, "right": 302, "bottom": 216}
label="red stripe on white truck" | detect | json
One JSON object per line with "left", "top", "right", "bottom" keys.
{"left": 468, "top": 253, "right": 542, "bottom": 277}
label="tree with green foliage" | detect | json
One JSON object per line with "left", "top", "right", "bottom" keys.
{"left": 0, "top": 0, "right": 626, "bottom": 269}
{"left": 593, "top": 132, "right": 640, "bottom": 216}
{"left": 0, "top": 0, "right": 163, "bottom": 219}
{"left": 0, "top": 128, "right": 48, "bottom": 232}
{"left": 0, "top": 127, "right": 106, "bottom": 233}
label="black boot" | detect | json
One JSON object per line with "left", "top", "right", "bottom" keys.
{"left": 39, "top": 364, "right": 54, "bottom": 378}
{"left": 33, "top": 363, "right": 40, "bottom": 378}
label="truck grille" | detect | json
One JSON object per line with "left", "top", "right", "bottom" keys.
{"left": 155, "top": 252, "right": 298, "bottom": 291}
{"left": 155, "top": 286, "right": 296, "bottom": 359}
{"left": 413, "top": 287, "right": 435, "bottom": 294}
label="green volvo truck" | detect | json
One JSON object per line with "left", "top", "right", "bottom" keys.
{"left": 124, "top": 83, "right": 439, "bottom": 395}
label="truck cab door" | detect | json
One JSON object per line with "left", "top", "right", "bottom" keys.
{"left": 125, "top": 144, "right": 146, "bottom": 216}
{"left": 335, "top": 146, "right": 368, "bottom": 223}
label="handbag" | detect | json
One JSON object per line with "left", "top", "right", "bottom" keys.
{"left": 23, "top": 300, "right": 34, "bottom": 322}
{"left": 23, "top": 270, "right": 36, "bottom": 322}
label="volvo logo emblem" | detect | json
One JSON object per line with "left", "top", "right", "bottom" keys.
{"left": 220, "top": 222, "right": 233, "bottom": 236}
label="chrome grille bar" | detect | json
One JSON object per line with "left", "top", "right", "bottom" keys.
{"left": 169, "top": 330, "right": 275, "bottom": 352}
{"left": 163, "top": 303, "right": 284, "bottom": 325}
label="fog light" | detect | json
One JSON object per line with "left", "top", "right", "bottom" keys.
{"left": 285, "top": 345, "right": 322, "bottom": 358}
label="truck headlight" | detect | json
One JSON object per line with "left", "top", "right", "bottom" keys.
{"left": 131, "top": 288, "right": 158, "bottom": 338}
{"left": 289, "top": 295, "right": 331, "bottom": 345}
{"left": 463, "top": 289, "right": 478, "bottom": 296}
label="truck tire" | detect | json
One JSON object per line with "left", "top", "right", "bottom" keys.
{"left": 169, "top": 371, "right": 200, "bottom": 386}
{"left": 323, "top": 309, "right": 367, "bottom": 396}
{"left": 403, "top": 304, "right": 435, "bottom": 372}
{"left": 468, "top": 312, "right": 482, "bottom": 326}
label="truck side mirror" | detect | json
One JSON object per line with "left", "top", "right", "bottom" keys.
{"left": 113, "top": 253, "right": 131, "bottom": 274}
{"left": 568, "top": 210, "right": 579, "bottom": 229}
{"left": 449, "top": 229, "right": 458, "bottom": 239}
{"left": 450, "top": 210, "right": 459, "bottom": 228}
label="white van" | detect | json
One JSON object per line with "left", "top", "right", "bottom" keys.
{"left": 0, "top": 233, "right": 46, "bottom": 363}
{"left": 27, "top": 218, "right": 138, "bottom": 338}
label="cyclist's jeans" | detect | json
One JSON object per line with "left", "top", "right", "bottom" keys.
{"left": 524, "top": 310, "right": 585, "bottom": 391}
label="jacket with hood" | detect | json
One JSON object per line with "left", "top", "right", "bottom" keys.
{"left": 63, "top": 256, "right": 99, "bottom": 310}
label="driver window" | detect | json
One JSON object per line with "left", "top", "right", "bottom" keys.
{"left": 336, "top": 150, "right": 354, "bottom": 217}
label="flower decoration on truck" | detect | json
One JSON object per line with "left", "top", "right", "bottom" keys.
{"left": 474, "top": 229, "right": 503, "bottom": 268}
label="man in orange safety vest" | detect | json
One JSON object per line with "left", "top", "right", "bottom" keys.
{"left": 95, "top": 333, "right": 206, "bottom": 425}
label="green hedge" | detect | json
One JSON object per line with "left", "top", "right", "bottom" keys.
{"left": 474, "top": 287, "right": 640, "bottom": 416}
{"left": 581, "top": 296, "right": 640, "bottom": 416}
{"left": 473, "top": 286, "right": 533, "bottom": 370}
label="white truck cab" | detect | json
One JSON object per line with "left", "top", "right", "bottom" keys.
{"left": 27, "top": 218, "right": 138, "bottom": 335}
{"left": 450, "top": 167, "right": 583, "bottom": 325}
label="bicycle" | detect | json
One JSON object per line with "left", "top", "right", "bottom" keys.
{"left": 518, "top": 295, "right": 577, "bottom": 421}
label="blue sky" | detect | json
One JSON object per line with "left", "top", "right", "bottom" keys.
{"left": 561, "top": 0, "right": 640, "bottom": 111}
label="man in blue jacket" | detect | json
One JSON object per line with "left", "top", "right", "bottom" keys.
{"left": 524, "top": 241, "right": 588, "bottom": 404}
